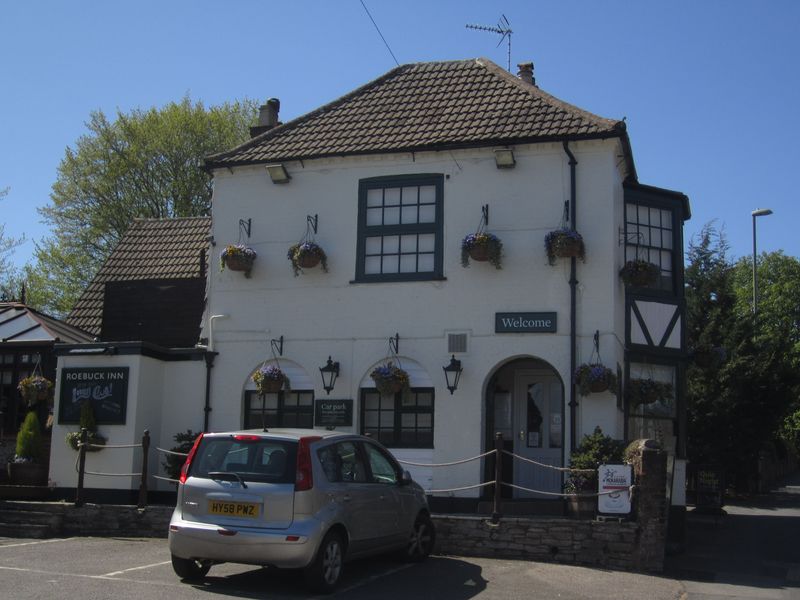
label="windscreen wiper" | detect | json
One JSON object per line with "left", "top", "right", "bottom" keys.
{"left": 208, "top": 471, "right": 248, "bottom": 488}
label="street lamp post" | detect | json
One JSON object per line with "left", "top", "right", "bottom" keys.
{"left": 751, "top": 208, "right": 773, "bottom": 315}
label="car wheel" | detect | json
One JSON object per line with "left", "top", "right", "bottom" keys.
{"left": 403, "top": 514, "right": 435, "bottom": 562}
{"left": 171, "top": 554, "right": 211, "bottom": 580}
{"left": 305, "top": 530, "right": 345, "bottom": 593}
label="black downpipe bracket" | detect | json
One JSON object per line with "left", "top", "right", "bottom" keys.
{"left": 563, "top": 141, "right": 578, "bottom": 452}
{"left": 203, "top": 351, "right": 218, "bottom": 432}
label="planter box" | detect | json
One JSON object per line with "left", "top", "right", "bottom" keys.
{"left": 7, "top": 462, "right": 48, "bottom": 487}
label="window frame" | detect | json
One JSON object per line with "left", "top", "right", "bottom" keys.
{"left": 623, "top": 198, "right": 681, "bottom": 295}
{"left": 354, "top": 174, "right": 445, "bottom": 283}
{"left": 243, "top": 390, "right": 314, "bottom": 429}
{"left": 359, "top": 387, "right": 435, "bottom": 449}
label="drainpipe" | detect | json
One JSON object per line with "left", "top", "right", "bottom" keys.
{"left": 203, "top": 314, "right": 228, "bottom": 432}
{"left": 563, "top": 141, "right": 578, "bottom": 452}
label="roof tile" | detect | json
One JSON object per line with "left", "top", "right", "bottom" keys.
{"left": 207, "top": 58, "right": 622, "bottom": 168}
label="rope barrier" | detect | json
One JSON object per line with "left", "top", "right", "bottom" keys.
{"left": 153, "top": 475, "right": 180, "bottom": 483}
{"left": 397, "top": 449, "right": 496, "bottom": 468}
{"left": 80, "top": 442, "right": 142, "bottom": 450}
{"left": 156, "top": 447, "right": 188, "bottom": 457}
{"left": 83, "top": 470, "right": 142, "bottom": 478}
{"left": 501, "top": 481, "right": 634, "bottom": 498}
{"left": 501, "top": 450, "right": 594, "bottom": 474}
{"left": 425, "top": 480, "right": 496, "bottom": 494}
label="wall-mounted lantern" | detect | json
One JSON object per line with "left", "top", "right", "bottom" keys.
{"left": 443, "top": 355, "right": 463, "bottom": 395}
{"left": 494, "top": 148, "right": 515, "bottom": 169}
{"left": 319, "top": 356, "right": 340, "bottom": 395}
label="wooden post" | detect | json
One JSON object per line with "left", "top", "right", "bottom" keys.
{"left": 492, "top": 432, "right": 503, "bottom": 523}
{"left": 138, "top": 430, "right": 150, "bottom": 509}
{"left": 75, "top": 428, "right": 88, "bottom": 507}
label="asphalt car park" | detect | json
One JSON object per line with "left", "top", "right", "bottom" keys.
{"left": 0, "top": 535, "right": 684, "bottom": 600}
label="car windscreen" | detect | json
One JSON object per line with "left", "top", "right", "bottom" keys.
{"left": 190, "top": 437, "right": 297, "bottom": 484}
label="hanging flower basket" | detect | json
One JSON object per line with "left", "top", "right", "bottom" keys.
{"left": 253, "top": 365, "right": 289, "bottom": 394}
{"left": 619, "top": 259, "right": 660, "bottom": 287}
{"left": 574, "top": 364, "right": 617, "bottom": 396}
{"left": 627, "top": 378, "right": 674, "bottom": 408}
{"left": 545, "top": 228, "right": 585, "bottom": 265}
{"left": 370, "top": 362, "right": 410, "bottom": 396}
{"left": 220, "top": 244, "right": 257, "bottom": 278}
{"left": 17, "top": 375, "right": 53, "bottom": 407}
{"left": 461, "top": 232, "right": 503, "bottom": 269}
{"left": 287, "top": 241, "right": 328, "bottom": 276}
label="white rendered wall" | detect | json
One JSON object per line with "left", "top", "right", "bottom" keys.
{"left": 203, "top": 140, "right": 627, "bottom": 496}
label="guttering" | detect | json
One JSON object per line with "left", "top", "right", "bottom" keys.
{"left": 563, "top": 141, "right": 578, "bottom": 453}
{"left": 203, "top": 314, "right": 228, "bottom": 432}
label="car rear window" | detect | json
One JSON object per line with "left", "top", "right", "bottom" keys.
{"left": 190, "top": 436, "right": 297, "bottom": 484}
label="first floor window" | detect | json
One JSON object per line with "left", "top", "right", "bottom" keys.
{"left": 360, "top": 388, "right": 434, "bottom": 448}
{"left": 244, "top": 390, "right": 314, "bottom": 429}
{"left": 624, "top": 201, "right": 677, "bottom": 292}
{"left": 355, "top": 174, "right": 444, "bottom": 282}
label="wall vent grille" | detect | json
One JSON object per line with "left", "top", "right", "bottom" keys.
{"left": 448, "top": 333, "right": 468, "bottom": 354}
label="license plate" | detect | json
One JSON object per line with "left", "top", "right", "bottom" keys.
{"left": 208, "top": 500, "right": 260, "bottom": 518}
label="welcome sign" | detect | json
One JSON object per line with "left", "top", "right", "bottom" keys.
{"left": 495, "top": 312, "right": 557, "bottom": 333}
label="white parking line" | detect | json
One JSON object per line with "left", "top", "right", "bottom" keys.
{"left": 101, "top": 561, "right": 171, "bottom": 578}
{"left": 327, "top": 563, "right": 414, "bottom": 598}
{"left": 0, "top": 538, "right": 72, "bottom": 549}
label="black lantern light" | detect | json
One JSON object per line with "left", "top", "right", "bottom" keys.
{"left": 443, "top": 354, "right": 463, "bottom": 395}
{"left": 319, "top": 356, "right": 340, "bottom": 395}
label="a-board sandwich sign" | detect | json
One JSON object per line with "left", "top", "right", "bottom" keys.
{"left": 598, "top": 464, "right": 632, "bottom": 514}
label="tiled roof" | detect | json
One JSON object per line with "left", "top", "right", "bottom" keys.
{"left": 67, "top": 216, "right": 211, "bottom": 336}
{"left": 207, "top": 58, "right": 627, "bottom": 168}
{"left": 0, "top": 302, "right": 93, "bottom": 344}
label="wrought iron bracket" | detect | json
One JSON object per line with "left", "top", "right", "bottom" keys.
{"left": 271, "top": 336, "right": 284, "bottom": 357}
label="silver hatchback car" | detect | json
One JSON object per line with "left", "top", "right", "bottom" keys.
{"left": 168, "top": 429, "right": 435, "bottom": 592}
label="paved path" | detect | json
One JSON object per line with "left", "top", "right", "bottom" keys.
{"left": 666, "top": 470, "right": 800, "bottom": 599}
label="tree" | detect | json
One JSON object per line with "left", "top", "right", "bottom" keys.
{"left": 0, "top": 187, "right": 25, "bottom": 299}
{"left": 28, "top": 96, "right": 259, "bottom": 315}
{"left": 685, "top": 224, "right": 800, "bottom": 490}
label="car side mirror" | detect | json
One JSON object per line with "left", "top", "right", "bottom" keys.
{"left": 400, "top": 470, "right": 413, "bottom": 486}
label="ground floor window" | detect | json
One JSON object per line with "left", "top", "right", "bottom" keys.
{"left": 244, "top": 390, "right": 314, "bottom": 429}
{"left": 626, "top": 362, "right": 678, "bottom": 454}
{"left": 360, "top": 388, "right": 434, "bottom": 448}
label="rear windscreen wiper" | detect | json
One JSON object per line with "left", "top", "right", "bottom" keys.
{"left": 208, "top": 471, "right": 248, "bottom": 488}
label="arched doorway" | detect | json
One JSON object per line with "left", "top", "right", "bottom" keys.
{"left": 484, "top": 357, "right": 565, "bottom": 499}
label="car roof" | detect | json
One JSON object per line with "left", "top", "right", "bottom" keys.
{"left": 202, "top": 428, "right": 357, "bottom": 442}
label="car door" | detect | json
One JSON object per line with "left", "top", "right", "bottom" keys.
{"left": 360, "top": 441, "right": 407, "bottom": 547}
{"left": 318, "top": 440, "right": 386, "bottom": 555}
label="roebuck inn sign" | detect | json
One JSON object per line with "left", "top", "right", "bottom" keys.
{"left": 495, "top": 312, "right": 557, "bottom": 334}
{"left": 58, "top": 367, "right": 130, "bottom": 425}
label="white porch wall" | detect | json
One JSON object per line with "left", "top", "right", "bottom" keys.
{"left": 203, "top": 140, "right": 626, "bottom": 497}
{"left": 50, "top": 353, "right": 205, "bottom": 492}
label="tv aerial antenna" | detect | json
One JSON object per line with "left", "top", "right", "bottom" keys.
{"left": 466, "top": 15, "right": 513, "bottom": 72}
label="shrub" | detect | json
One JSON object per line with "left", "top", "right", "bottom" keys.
{"left": 15, "top": 411, "right": 44, "bottom": 462}
{"left": 564, "top": 427, "right": 625, "bottom": 493}
{"left": 162, "top": 429, "right": 199, "bottom": 481}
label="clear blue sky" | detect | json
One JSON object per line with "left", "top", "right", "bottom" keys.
{"left": 2, "top": 0, "right": 798, "bottom": 269}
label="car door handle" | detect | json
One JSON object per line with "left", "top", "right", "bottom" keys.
{"left": 341, "top": 494, "right": 352, "bottom": 502}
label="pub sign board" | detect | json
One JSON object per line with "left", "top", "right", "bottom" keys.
{"left": 58, "top": 367, "right": 130, "bottom": 425}
{"left": 597, "top": 464, "right": 632, "bottom": 515}
{"left": 314, "top": 399, "right": 353, "bottom": 427}
{"left": 495, "top": 312, "right": 557, "bottom": 333}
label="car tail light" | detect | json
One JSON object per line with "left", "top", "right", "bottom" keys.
{"left": 295, "top": 436, "right": 322, "bottom": 491}
{"left": 179, "top": 433, "right": 204, "bottom": 484}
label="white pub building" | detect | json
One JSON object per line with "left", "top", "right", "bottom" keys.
{"left": 50, "top": 59, "right": 690, "bottom": 534}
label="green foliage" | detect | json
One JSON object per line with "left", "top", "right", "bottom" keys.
{"left": 26, "top": 97, "right": 259, "bottom": 316}
{"left": 65, "top": 401, "right": 106, "bottom": 451}
{"left": 16, "top": 411, "right": 43, "bottom": 462}
{"left": 564, "top": 427, "right": 625, "bottom": 493}
{"left": 162, "top": 429, "right": 199, "bottom": 481}
{"left": 685, "top": 224, "right": 800, "bottom": 490}
{"left": 779, "top": 407, "right": 800, "bottom": 455}
{"left": 0, "top": 187, "right": 25, "bottom": 298}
